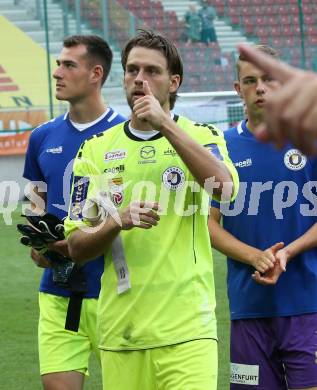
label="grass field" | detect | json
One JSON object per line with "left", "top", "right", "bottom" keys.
{"left": 0, "top": 209, "right": 230, "bottom": 389}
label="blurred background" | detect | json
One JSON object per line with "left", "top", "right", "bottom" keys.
{"left": 0, "top": 0, "right": 316, "bottom": 199}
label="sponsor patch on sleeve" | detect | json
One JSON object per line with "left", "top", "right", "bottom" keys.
{"left": 205, "top": 143, "right": 223, "bottom": 161}
{"left": 69, "top": 176, "right": 90, "bottom": 220}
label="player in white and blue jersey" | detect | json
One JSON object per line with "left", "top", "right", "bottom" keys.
{"left": 209, "top": 45, "right": 317, "bottom": 390}
{"left": 23, "top": 35, "right": 125, "bottom": 390}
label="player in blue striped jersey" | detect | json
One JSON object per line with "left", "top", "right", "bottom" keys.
{"left": 23, "top": 35, "right": 125, "bottom": 390}
{"left": 209, "top": 45, "right": 317, "bottom": 390}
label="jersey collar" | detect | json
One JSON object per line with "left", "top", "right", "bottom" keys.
{"left": 237, "top": 119, "right": 254, "bottom": 139}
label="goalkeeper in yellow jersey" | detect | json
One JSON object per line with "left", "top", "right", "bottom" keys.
{"left": 65, "top": 29, "right": 239, "bottom": 390}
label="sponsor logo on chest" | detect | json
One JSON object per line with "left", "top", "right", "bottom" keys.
{"left": 46, "top": 146, "right": 63, "bottom": 154}
{"left": 104, "top": 164, "right": 125, "bottom": 174}
{"left": 163, "top": 148, "right": 177, "bottom": 157}
{"left": 138, "top": 146, "right": 156, "bottom": 164}
{"left": 105, "top": 149, "right": 127, "bottom": 161}
{"left": 234, "top": 158, "right": 252, "bottom": 168}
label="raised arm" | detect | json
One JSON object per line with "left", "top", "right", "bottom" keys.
{"left": 133, "top": 81, "right": 236, "bottom": 200}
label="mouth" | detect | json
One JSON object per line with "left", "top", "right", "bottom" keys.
{"left": 132, "top": 91, "right": 145, "bottom": 99}
{"left": 255, "top": 99, "right": 265, "bottom": 106}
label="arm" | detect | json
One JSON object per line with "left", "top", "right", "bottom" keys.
{"left": 253, "top": 222, "right": 317, "bottom": 285}
{"left": 27, "top": 185, "right": 50, "bottom": 267}
{"left": 278, "top": 222, "right": 317, "bottom": 261}
{"left": 133, "top": 81, "right": 234, "bottom": 199}
{"left": 68, "top": 215, "right": 121, "bottom": 262}
{"left": 67, "top": 201, "right": 160, "bottom": 262}
{"left": 208, "top": 207, "right": 281, "bottom": 273}
{"left": 158, "top": 118, "right": 232, "bottom": 198}
{"left": 28, "top": 184, "right": 70, "bottom": 263}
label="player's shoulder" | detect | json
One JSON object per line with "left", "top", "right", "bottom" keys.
{"left": 105, "top": 108, "right": 126, "bottom": 125}
{"left": 79, "top": 120, "right": 127, "bottom": 153}
{"left": 223, "top": 122, "right": 241, "bottom": 142}
{"left": 31, "top": 113, "right": 66, "bottom": 138}
{"left": 176, "top": 115, "right": 222, "bottom": 137}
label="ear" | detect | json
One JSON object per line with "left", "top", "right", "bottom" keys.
{"left": 169, "top": 74, "right": 181, "bottom": 93}
{"left": 91, "top": 64, "right": 104, "bottom": 84}
{"left": 234, "top": 80, "right": 242, "bottom": 98}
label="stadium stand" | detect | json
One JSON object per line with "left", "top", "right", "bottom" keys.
{"left": 2, "top": 0, "right": 317, "bottom": 92}
{"left": 66, "top": 0, "right": 317, "bottom": 91}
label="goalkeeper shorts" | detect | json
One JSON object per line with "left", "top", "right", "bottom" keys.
{"left": 100, "top": 338, "right": 218, "bottom": 390}
{"left": 38, "top": 292, "right": 100, "bottom": 375}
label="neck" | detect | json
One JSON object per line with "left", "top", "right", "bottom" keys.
{"left": 246, "top": 113, "right": 263, "bottom": 134}
{"left": 68, "top": 94, "right": 106, "bottom": 123}
{"left": 130, "top": 116, "right": 154, "bottom": 131}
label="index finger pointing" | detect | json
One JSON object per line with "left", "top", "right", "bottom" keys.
{"left": 143, "top": 80, "right": 153, "bottom": 96}
{"left": 238, "top": 43, "right": 296, "bottom": 84}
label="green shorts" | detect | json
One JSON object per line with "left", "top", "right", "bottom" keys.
{"left": 101, "top": 339, "right": 218, "bottom": 390}
{"left": 38, "top": 292, "right": 100, "bottom": 375}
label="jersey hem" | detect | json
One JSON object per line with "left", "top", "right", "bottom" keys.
{"left": 230, "top": 308, "right": 317, "bottom": 320}
{"left": 98, "top": 336, "right": 218, "bottom": 352}
{"left": 39, "top": 289, "right": 99, "bottom": 299}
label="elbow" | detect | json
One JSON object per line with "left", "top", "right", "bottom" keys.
{"left": 218, "top": 178, "right": 234, "bottom": 202}
{"left": 68, "top": 234, "right": 86, "bottom": 262}
{"left": 209, "top": 174, "right": 234, "bottom": 201}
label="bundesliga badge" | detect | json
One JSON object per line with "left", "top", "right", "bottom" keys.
{"left": 162, "top": 167, "right": 185, "bottom": 191}
{"left": 284, "top": 149, "right": 307, "bottom": 171}
{"left": 108, "top": 177, "right": 124, "bottom": 206}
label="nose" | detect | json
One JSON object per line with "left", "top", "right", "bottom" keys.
{"left": 53, "top": 66, "right": 62, "bottom": 79}
{"left": 134, "top": 69, "right": 145, "bottom": 86}
{"left": 256, "top": 79, "right": 266, "bottom": 94}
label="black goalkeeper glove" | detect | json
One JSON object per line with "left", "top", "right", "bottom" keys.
{"left": 17, "top": 211, "right": 76, "bottom": 288}
{"left": 17, "top": 209, "right": 65, "bottom": 248}
{"left": 22, "top": 209, "right": 64, "bottom": 240}
{"left": 17, "top": 223, "right": 57, "bottom": 251}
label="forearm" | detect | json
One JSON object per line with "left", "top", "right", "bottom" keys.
{"left": 208, "top": 218, "right": 261, "bottom": 266}
{"left": 159, "top": 117, "right": 233, "bottom": 197}
{"left": 47, "top": 240, "right": 70, "bottom": 257}
{"left": 283, "top": 223, "right": 317, "bottom": 261}
{"left": 68, "top": 217, "right": 121, "bottom": 262}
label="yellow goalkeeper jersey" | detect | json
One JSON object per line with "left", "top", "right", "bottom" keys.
{"left": 65, "top": 115, "right": 239, "bottom": 350}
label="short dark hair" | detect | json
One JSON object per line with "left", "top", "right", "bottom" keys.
{"left": 236, "top": 44, "right": 278, "bottom": 79}
{"left": 121, "top": 29, "right": 183, "bottom": 109}
{"left": 63, "top": 35, "right": 113, "bottom": 86}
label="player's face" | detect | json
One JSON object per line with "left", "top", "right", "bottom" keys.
{"left": 53, "top": 44, "right": 95, "bottom": 103}
{"left": 234, "top": 61, "right": 279, "bottom": 119}
{"left": 124, "top": 46, "right": 179, "bottom": 110}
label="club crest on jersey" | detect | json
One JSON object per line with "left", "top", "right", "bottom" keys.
{"left": 105, "top": 149, "right": 127, "bottom": 161}
{"left": 108, "top": 177, "right": 124, "bottom": 206}
{"left": 162, "top": 167, "right": 185, "bottom": 191}
{"left": 284, "top": 149, "right": 307, "bottom": 171}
